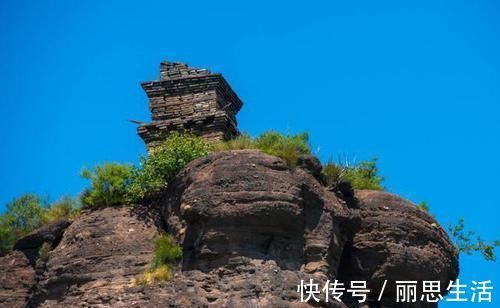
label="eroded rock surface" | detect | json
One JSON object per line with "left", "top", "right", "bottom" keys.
{"left": 13, "top": 220, "right": 70, "bottom": 266}
{"left": 164, "top": 150, "right": 357, "bottom": 275}
{"left": 338, "top": 190, "right": 459, "bottom": 307}
{"left": 29, "top": 207, "right": 159, "bottom": 307}
{"left": 156, "top": 150, "right": 358, "bottom": 307}
{"left": 0, "top": 251, "right": 36, "bottom": 308}
{"left": 0, "top": 151, "right": 460, "bottom": 308}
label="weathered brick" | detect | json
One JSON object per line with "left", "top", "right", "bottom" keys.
{"left": 137, "top": 61, "right": 243, "bottom": 148}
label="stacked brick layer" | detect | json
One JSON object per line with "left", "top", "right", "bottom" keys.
{"left": 160, "top": 61, "right": 210, "bottom": 80}
{"left": 138, "top": 63, "right": 243, "bottom": 147}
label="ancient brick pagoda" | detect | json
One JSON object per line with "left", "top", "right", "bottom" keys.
{"left": 137, "top": 61, "right": 243, "bottom": 148}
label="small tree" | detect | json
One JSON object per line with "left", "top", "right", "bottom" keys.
{"left": 81, "top": 163, "right": 133, "bottom": 208}
{"left": 448, "top": 218, "right": 499, "bottom": 262}
{"left": 423, "top": 204, "right": 499, "bottom": 262}
{"left": 0, "top": 193, "right": 45, "bottom": 256}
{"left": 3, "top": 194, "right": 44, "bottom": 236}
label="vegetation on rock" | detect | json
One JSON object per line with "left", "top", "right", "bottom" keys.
{"left": 2, "top": 194, "right": 44, "bottom": 235}
{"left": 0, "top": 223, "right": 16, "bottom": 256}
{"left": 448, "top": 218, "right": 500, "bottom": 262}
{"left": 1, "top": 131, "right": 498, "bottom": 262}
{"left": 415, "top": 201, "right": 498, "bottom": 261}
{"left": 0, "top": 194, "right": 79, "bottom": 256}
{"left": 42, "top": 196, "right": 80, "bottom": 224}
{"left": 213, "top": 131, "right": 310, "bottom": 167}
{"left": 0, "top": 194, "right": 44, "bottom": 256}
{"left": 127, "top": 132, "right": 212, "bottom": 202}
{"left": 322, "top": 157, "right": 384, "bottom": 190}
{"left": 135, "top": 265, "right": 173, "bottom": 285}
{"left": 81, "top": 163, "right": 133, "bottom": 208}
{"left": 83, "top": 132, "right": 384, "bottom": 205}
{"left": 37, "top": 242, "right": 52, "bottom": 264}
{"left": 135, "top": 234, "right": 182, "bottom": 285}
{"left": 150, "top": 234, "right": 183, "bottom": 268}
{"left": 416, "top": 201, "right": 430, "bottom": 212}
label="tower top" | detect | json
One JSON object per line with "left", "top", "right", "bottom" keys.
{"left": 159, "top": 61, "right": 211, "bottom": 80}
{"left": 137, "top": 61, "right": 243, "bottom": 148}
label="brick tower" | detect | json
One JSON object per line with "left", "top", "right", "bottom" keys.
{"left": 137, "top": 61, "right": 243, "bottom": 148}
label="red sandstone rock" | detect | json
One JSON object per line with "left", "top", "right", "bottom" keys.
{"left": 0, "top": 152, "right": 459, "bottom": 308}
{"left": 338, "top": 190, "right": 459, "bottom": 307}
{"left": 0, "top": 251, "right": 36, "bottom": 308}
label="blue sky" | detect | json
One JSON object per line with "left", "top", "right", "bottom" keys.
{"left": 0, "top": 0, "right": 498, "bottom": 305}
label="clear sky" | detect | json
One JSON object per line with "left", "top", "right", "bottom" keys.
{"left": 0, "top": 0, "right": 498, "bottom": 306}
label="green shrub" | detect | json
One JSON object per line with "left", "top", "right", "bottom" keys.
{"left": 0, "top": 223, "right": 15, "bottom": 256}
{"left": 42, "top": 196, "right": 80, "bottom": 224}
{"left": 416, "top": 201, "right": 430, "bottom": 212}
{"left": 322, "top": 158, "right": 384, "bottom": 190}
{"left": 37, "top": 242, "right": 52, "bottom": 262}
{"left": 127, "top": 132, "right": 212, "bottom": 202}
{"left": 128, "top": 131, "right": 310, "bottom": 201}
{"left": 213, "top": 131, "right": 311, "bottom": 167}
{"left": 322, "top": 163, "right": 345, "bottom": 187}
{"left": 135, "top": 234, "right": 182, "bottom": 285}
{"left": 254, "top": 131, "right": 310, "bottom": 166}
{"left": 150, "top": 234, "right": 182, "bottom": 270}
{"left": 81, "top": 163, "right": 133, "bottom": 208}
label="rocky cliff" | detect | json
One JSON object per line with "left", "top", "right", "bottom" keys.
{"left": 0, "top": 150, "right": 458, "bottom": 307}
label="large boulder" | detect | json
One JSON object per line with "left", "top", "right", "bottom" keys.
{"left": 296, "top": 154, "right": 323, "bottom": 180}
{"left": 157, "top": 150, "right": 359, "bottom": 307}
{"left": 0, "top": 251, "right": 36, "bottom": 308}
{"left": 14, "top": 219, "right": 70, "bottom": 266}
{"left": 338, "top": 190, "right": 459, "bottom": 307}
